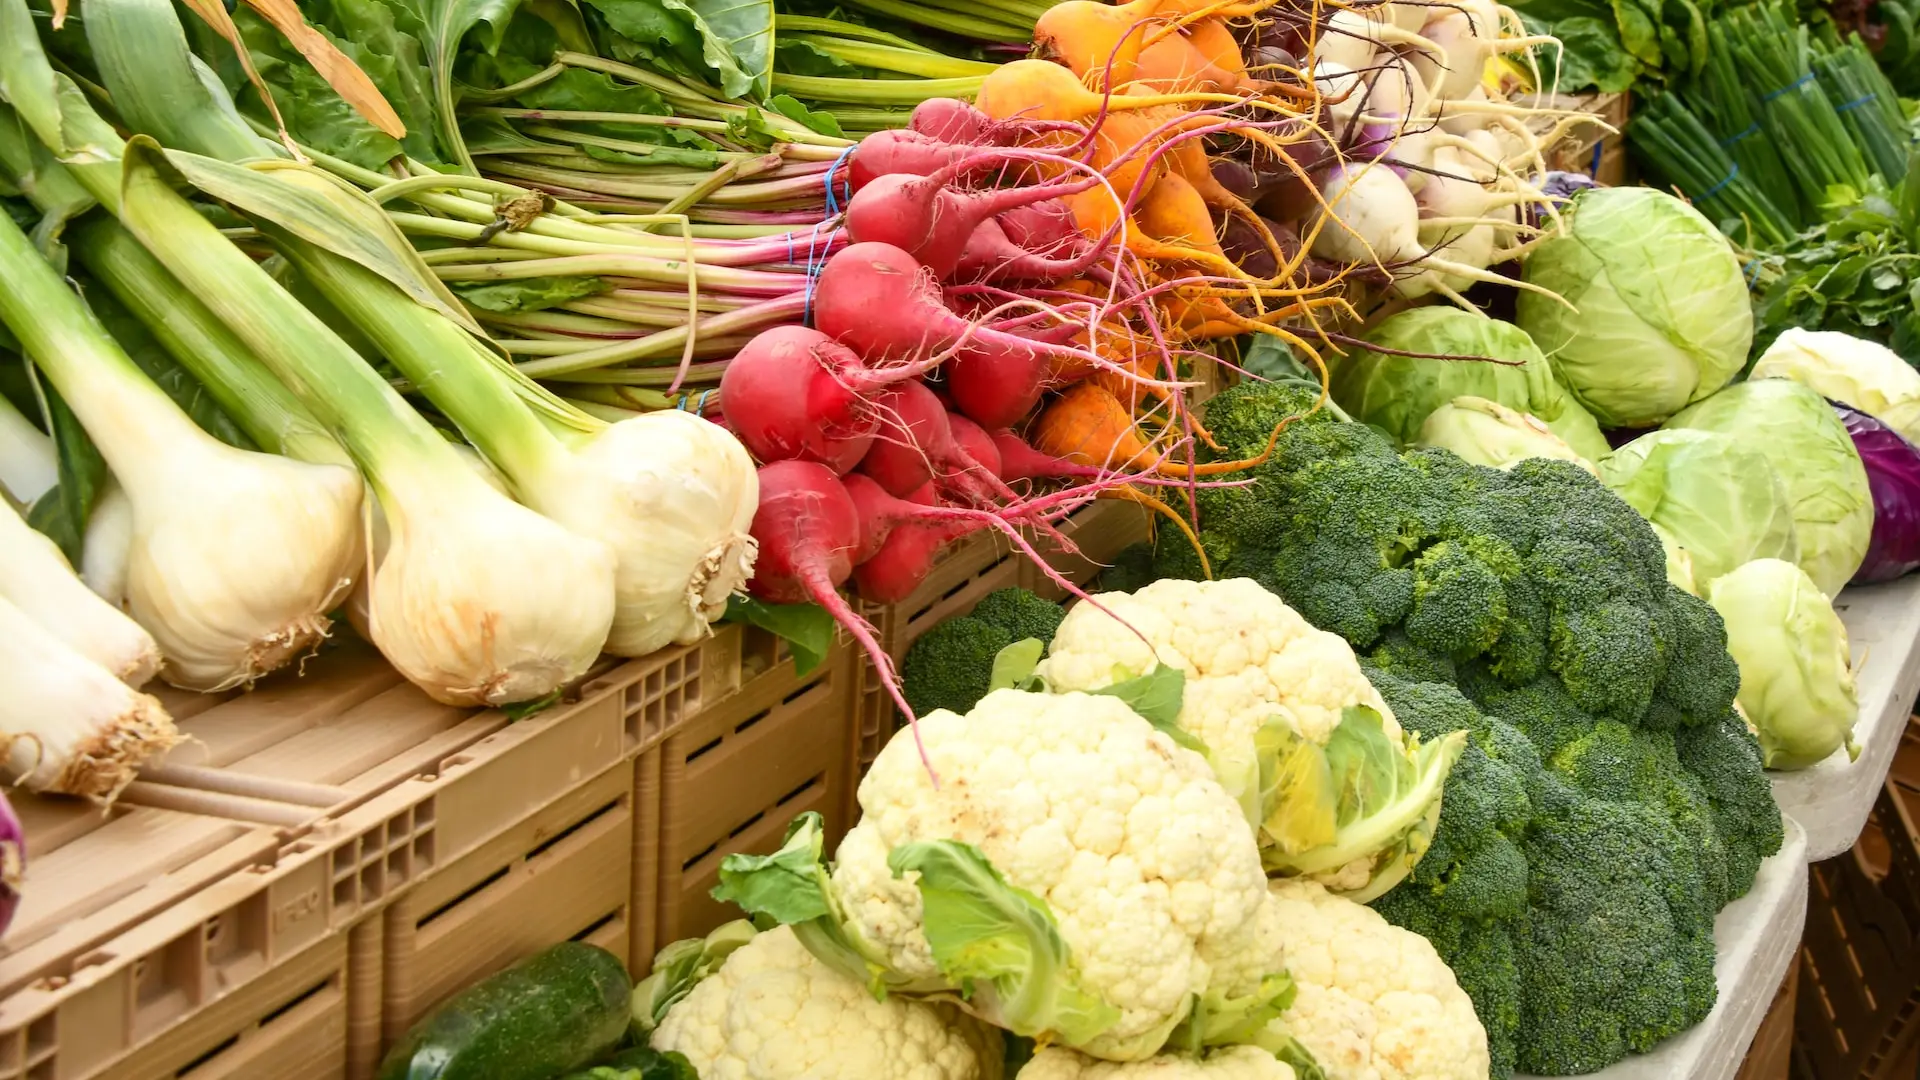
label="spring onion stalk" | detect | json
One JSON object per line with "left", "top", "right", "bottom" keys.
{"left": 0, "top": 497, "right": 160, "bottom": 686}
{"left": 1813, "top": 37, "right": 1912, "bottom": 185}
{"left": 4, "top": 8, "right": 621, "bottom": 707}
{"left": 0, "top": 205, "right": 362, "bottom": 690}
{"left": 113, "top": 148, "right": 619, "bottom": 705}
{"left": 769, "top": 72, "right": 989, "bottom": 107}
{"left": 0, "top": 592, "right": 177, "bottom": 801}
{"left": 80, "top": 478, "right": 133, "bottom": 608}
{"left": 0, "top": 394, "right": 54, "bottom": 507}
{"left": 0, "top": 115, "right": 354, "bottom": 471}
{"left": 282, "top": 242, "right": 758, "bottom": 657}
{"left": 1627, "top": 95, "right": 1795, "bottom": 248}
{"left": 1725, "top": 4, "right": 1873, "bottom": 208}
{"left": 83, "top": 0, "right": 758, "bottom": 658}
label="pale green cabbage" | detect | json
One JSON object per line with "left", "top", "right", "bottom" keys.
{"left": 1707, "top": 558, "right": 1859, "bottom": 771}
{"left": 1517, "top": 188, "right": 1752, "bottom": 428}
{"left": 1664, "top": 380, "right": 1873, "bottom": 597}
{"left": 1598, "top": 429, "right": 1800, "bottom": 591}
{"left": 1751, "top": 329, "right": 1920, "bottom": 444}
{"left": 1416, "top": 396, "right": 1598, "bottom": 473}
{"left": 1331, "top": 306, "right": 1611, "bottom": 460}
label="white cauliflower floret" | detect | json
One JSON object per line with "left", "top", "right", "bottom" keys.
{"left": 1037, "top": 578, "right": 1461, "bottom": 903}
{"left": 651, "top": 925, "right": 1004, "bottom": 1080}
{"left": 1018, "top": 1046, "right": 1298, "bottom": 1080}
{"left": 1040, "top": 578, "right": 1398, "bottom": 748}
{"left": 838, "top": 688, "right": 1276, "bottom": 1061}
{"left": 1261, "top": 880, "right": 1489, "bottom": 1080}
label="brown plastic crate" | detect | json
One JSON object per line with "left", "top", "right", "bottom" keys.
{"left": 1793, "top": 723, "right": 1920, "bottom": 1080}
{"left": 376, "top": 760, "right": 635, "bottom": 1053}
{"left": 0, "top": 627, "right": 745, "bottom": 1080}
{"left": 652, "top": 629, "right": 854, "bottom": 949}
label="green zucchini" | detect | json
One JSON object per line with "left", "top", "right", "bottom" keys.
{"left": 378, "top": 941, "right": 632, "bottom": 1080}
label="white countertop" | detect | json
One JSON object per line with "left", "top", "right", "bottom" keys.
{"left": 1517, "top": 818, "right": 1810, "bottom": 1080}
{"left": 1772, "top": 576, "right": 1920, "bottom": 861}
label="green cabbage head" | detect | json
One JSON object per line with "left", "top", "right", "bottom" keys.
{"left": 1707, "top": 558, "right": 1859, "bottom": 771}
{"left": 1598, "top": 429, "right": 1800, "bottom": 591}
{"left": 1517, "top": 188, "right": 1752, "bottom": 428}
{"left": 1416, "top": 396, "right": 1598, "bottom": 473}
{"left": 1750, "top": 328, "right": 1920, "bottom": 444}
{"left": 1664, "top": 379, "right": 1874, "bottom": 597}
{"left": 1331, "top": 306, "right": 1610, "bottom": 460}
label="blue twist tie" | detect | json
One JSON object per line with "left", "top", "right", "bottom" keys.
{"left": 1835, "top": 92, "right": 1878, "bottom": 113}
{"left": 1761, "top": 72, "right": 1815, "bottom": 102}
{"left": 1718, "top": 123, "right": 1762, "bottom": 147}
{"left": 1699, "top": 163, "right": 1741, "bottom": 200}
{"left": 824, "top": 145, "right": 858, "bottom": 215}
{"left": 1588, "top": 139, "right": 1604, "bottom": 178}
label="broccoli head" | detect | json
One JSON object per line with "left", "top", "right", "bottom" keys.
{"left": 1198, "top": 379, "right": 1329, "bottom": 459}
{"left": 1078, "top": 403, "right": 1784, "bottom": 1078}
{"left": 899, "top": 617, "right": 1009, "bottom": 718}
{"left": 968, "top": 588, "right": 1066, "bottom": 647}
{"left": 899, "top": 590, "right": 1066, "bottom": 718}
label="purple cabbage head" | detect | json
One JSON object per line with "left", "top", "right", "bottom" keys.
{"left": 1836, "top": 401, "right": 1920, "bottom": 584}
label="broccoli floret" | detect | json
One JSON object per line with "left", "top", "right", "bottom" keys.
{"left": 899, "top": 590, "right": 1065, "bottom": 718}
{"left": 899, "top": 617, "right": 1010, "bottom": 717}
{"left": 1648, "top": 588, "right": 1742, "bottom": 729}
{"left": 1098, "top": 543, "right": 1161, "bottom": 594}
{"left": 1406, "top": 537, "right": 1519, "bottom": 658}
{"left": 1366, "top": 629, "right": 1457, "bottom": 685}
{"left": 1199, "top": 379, "right": 1329, "bottom": 459}
{"left": 1518, "top": 795, "right": 1718, "bottom": 1074}
{"left": 968, "top": 588, "right": 1065, "bottom": 647}
{"left": 1675, "top": 709, "right": 1786, "bottom": 899}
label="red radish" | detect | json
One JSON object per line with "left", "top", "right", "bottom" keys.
{"left": 853, "top": 517, "right": 981, "bottom": 604}
{"left": 910, "top": 98, "right": 1001, "bottom": 144}
{"left": 948, "top": 336, "right": 1048, "bottom": 431}
{"left": 997, "top": 199, "right": 1091, "bottom": 257}
{"left": 945, "top": 414, "right": 1005, "bottom": 479}
{"left": 951, "top": 216, "right": 1109, "bottom": 284}
{"left": 844, "top": 476, "right": 939, "bottom": 564}
{"left": 719, "top": 325, "right": 943, "bottom": 474}
{"left": 813, "top": 243, "right": 1109, "bottom": 370}
{"left": 843, "top": 154, "right": 1100, "bottom": 278}
{"left": 860, "top": 380, "right": 954, "bottom": 497}
{"left": 848, "top": 129, "right": 986, "bottom": 192}
{"left": 745, "top": 460, "right": 935, "bottom": 769}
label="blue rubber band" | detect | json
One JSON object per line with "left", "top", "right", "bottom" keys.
{"left": 824, "top": 145, "right": 858, "bottom": 215}
{"left": 1835, "top": 92, "right": 1878, "bottom": 113}
{"left": 1699, "top": 163, "right": 1741, "bottom": 200}
{"left": 1718, "top": 123, "right": 1762, "bottom": 147}
{"left": 1588, "top": 139, "right": 1603, "bottom": 178}
{"left": 697, "top": 389, "right": 713, "bottom": 415}
{"left": 1761, "top": 72, "right": 1815, "bottom": 102}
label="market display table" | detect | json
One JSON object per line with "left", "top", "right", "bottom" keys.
{"left": 1774, "top": 575, "right": 1920, "bottom": 861}
{"left": 1516, "top": 819, "right": 1809, "bottom": 1080}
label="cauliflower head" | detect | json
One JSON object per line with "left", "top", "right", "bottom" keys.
{"left": 1261, "top": 881, "right": 1489, "bottom": 1080}
{"left": 1018, "top": 1046, "right": 1298, "bottom": 1080}
{"left": 837, "top": 689, "right": 1282, "bottom": 1061}
{"left": 1037, "top": 579, "right": 1464, "bottom": 901}
{"left": 651, "top": 925, "right": 1005, "bottom": 1080}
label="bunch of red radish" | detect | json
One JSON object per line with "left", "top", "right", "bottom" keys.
{"left": 715, "top": 96, "right": 1265, "bottom": 724}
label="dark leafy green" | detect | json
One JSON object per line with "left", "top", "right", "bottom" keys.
{"left": 1748, "top": 164, "right": 1920, "bottom": 365}
{"left": 24, "top": 382, "right": 105, "bottom": 563}
{"left": 722, "top": 595, "right": 835, "bottom": 676}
